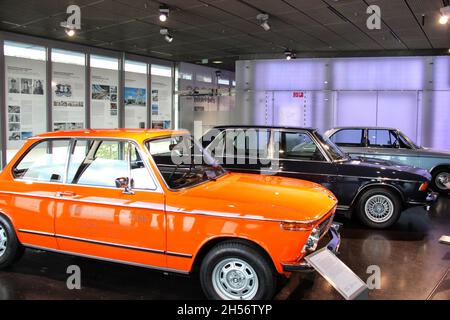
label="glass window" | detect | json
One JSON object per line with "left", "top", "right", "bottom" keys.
{"left": 209, "top": 129, "right": 270, "bottom": 158}
{"left": 4, "top": 41, "right": 47, "bottom": 163}
{"left": 90, "top": 55, "right": 119, "bottom": 129}
{"left": 51, "top": 49, "right": 86, "bottom": 131}
{"left": 13, "top": 139, "right": 70, "bottom": 183}
{"left": 368, "top": 129, "right": 396, "bottom": 148}
{"left": 125, "top": 60, "right": 148, "bottom": 128}
{"left": 67, "top": 140, "right": 155, "bottom": 189}
{"left": 151, "top": 64, "right": 172, "bottom": 129}
{"left": 330, "top": 129, "right": 364, "bottom": 147}
{"left": 276, "top": 131, "right": 325, "bottom": 161}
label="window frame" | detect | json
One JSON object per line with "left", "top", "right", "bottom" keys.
{"left": 330, "top": 129, "right": 365, "bottom": 148}
{"left": 12, "top": 137, "right": 161, "bottom": 193}
{"left": 274, "top": 130, "right": 328, "bottom": 162}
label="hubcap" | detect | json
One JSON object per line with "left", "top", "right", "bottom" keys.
{"left": 365, "top": 195, "right": 394, "bottom": 223}
{"left": 0, "top": 225, "right": 7, "bottom": 257}
{"left": 212, "top": 258, "right": 259, "bottom": 300}
{"left": 435, "top": 172, "right": 450, "bottom": 191}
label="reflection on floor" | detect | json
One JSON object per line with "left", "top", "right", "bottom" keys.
{"left": 0, "top": 197, "right": 449, "bottom": 300}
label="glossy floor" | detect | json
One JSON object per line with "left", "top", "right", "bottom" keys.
{"left": 0, "top": 197, "right": 449, "bottom": 300}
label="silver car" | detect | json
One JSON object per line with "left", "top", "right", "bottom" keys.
{"left": 324, "top": 127, "right": 450, "bottom": 194}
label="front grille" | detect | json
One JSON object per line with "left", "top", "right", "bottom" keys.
{"left": 317, "top": 212, "right": 335, "bottom": 238}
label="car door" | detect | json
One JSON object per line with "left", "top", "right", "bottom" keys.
{"left": 4, "top": 139, "right": 71, "bottom": 249}
{"left": 54, "top": 138, "right": 166, "bottom": 268}
{"left": 270, "top": 130, "right": 339, "bottom": 197}
{"left": 328, "top": 128, "right": 367, "bottom": 158}
{"left": 206, "top": 128, "right": 272, "bottom": 174}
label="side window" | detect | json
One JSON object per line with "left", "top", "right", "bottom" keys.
{"left": 67, "top": 140, "right": 156, "bottom": 190}
{"left": 13, "top": 139, "right": 70, "bottom": 183}
{"left": 210, "top": 129, "right": 270, "bottom": 158}
{"left": 330, "top": 129, "right": 364, "bottom": 147}
{"left": 276, "top": 131, "right": 325, "bottom": 161}
{"left": 368, "top": 130, "right": 395, "bottom": 148}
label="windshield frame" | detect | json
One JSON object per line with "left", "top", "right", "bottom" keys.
{"left": 145, "top": 134, "right": 227, "bottom": 191}
{"left": 396, "top": 130, "right": 420, "bottom": 149}
{"left": 313, "top": 131, "right": 349, "bottom": 161}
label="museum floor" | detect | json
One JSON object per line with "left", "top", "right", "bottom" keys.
{"left": 0, "top": 197, "right": 449, "bottom": 300}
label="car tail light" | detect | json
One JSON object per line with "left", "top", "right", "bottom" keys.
{"left": 280, "top": 221, "right": 314, "bottom": 231}
{"left": 419, "top": 182, "right": 429, "bottom": 191}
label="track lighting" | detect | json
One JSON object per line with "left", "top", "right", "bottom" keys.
{"left": 159, "top": 5, "right": 169, "bottom": 22}
{"left": 256, "top": 13, "right": 270, "bottom": 31}
{"left": 439, "top": 5, "right": 449, "bottom": 24}
{"left": 284, "top": 49, "right": 295, "bottom": 60}
{"left": 160, "top": 28, "right": 173, "bottom": 43}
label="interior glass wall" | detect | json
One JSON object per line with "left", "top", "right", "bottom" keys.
{"left": 90, "top": 55, "right": 119, "bottom": 128}
{"left": 51, "top": 48, "right": 86, "bottom": 131}
{"left": 124, "top": 60, "right": 147, "bottom": 128}
{"left": 4, "top": 41, "right": 47, "bottom": 162}
{"left": 150, "top": 64, "right": 172, "bottom": 129}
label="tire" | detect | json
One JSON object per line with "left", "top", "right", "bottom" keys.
{"left": 0, "top": 215, "right": 25, "bottom": 269}
{"left": 199, "top": 240, "right": 276, "bottom": 300}
{"left": 356, "top": 188, "right": 401, "bottom": 229}
{"left": 431, "top": 168, "right": 450, "bottom": 196}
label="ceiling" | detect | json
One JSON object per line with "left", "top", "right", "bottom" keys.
{"left": 0, "top": 0, "right": 449, "bottom": 70}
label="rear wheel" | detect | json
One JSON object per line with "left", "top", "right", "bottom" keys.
{"left": 0, "top": 215, "right": 25, "bottom": 269}
{"left": 199, "top": 241, "right": 276, "bottom": 300}
{"left": 431, "top": 168, "right": 450, "bottom": 195}
{"left": 356, "top": 188, "right": 401, "bottom": 229}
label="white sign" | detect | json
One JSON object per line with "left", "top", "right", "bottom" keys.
{"left": 305, "top": 248, "right": 368, "bottom": 300}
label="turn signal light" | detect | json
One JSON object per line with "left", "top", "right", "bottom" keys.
{"left": 419, "top": 182, "right": 429, "bottom": 192}
{"left": 280, "top": 221, "right": 314, "bottom": 231}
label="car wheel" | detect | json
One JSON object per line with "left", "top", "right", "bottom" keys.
{"left": 356, "top": 188, "right": 401, "bottom": 229}
{"left": 0, "top": 215, "right": 25, "bottom": 269}
{"left": 200, "top": 241, "right": 276, "bottom": 300}
{"left": 431, "top": 168, "right": 450, "bottom": 195}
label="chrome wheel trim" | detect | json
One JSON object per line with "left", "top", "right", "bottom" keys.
{"left": 435, "top": 172, "right": 450, "bottom": 191}
{"left": 0, "top": 225, "right": 7, "bottom": 258}
{"left": 211, "top": 257, "right": 259, "bottom": 300}
{"left": 364, "top": 195, "right": 394, "bottom": 223}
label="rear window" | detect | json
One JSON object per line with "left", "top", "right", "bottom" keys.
{"left": 330, "top": 129, "right": 364, "bottom": 147}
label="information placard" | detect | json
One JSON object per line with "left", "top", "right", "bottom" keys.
{"left": 305, "top": 248, "right": 368, "bottom": 300}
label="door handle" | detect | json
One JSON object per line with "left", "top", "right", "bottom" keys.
{"left": 56, "top": 191, "right": 76, "bottom": 197}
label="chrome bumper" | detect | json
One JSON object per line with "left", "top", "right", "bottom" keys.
{"left": 282, "top": 222, "right": 342, "bottom": 272}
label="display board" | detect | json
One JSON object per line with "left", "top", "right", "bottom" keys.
{"left": 52, "top": 62, "right": 85, "bottom": 131}
{"left": 125, "top": 71, "right": 147, "bottom": 128}
{"left": 91, "top": 67, "right": 118, "bottom": 128}
{"left": 150, "top": 74, "right": 171, "bottom": 129}
{"left": 5, "top": 56, "right": 46, "bottom": 162}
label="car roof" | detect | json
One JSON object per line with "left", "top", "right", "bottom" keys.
{"left": 330, "top": 126, "right": 398, "bottom": 131}
{"left": 212, "top": 125, "right": 317, "bottom": 132}
{"left": 33, "top": 129, "right": 190, "bottom": 142}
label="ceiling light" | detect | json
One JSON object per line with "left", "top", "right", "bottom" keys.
{"left": 256, "top": 13, "right": 270, "bottom": 31}
{"left": 65, "top": 28, "right": 76, "bottom": 37}
{"left": 284, "top": 49, "right": 295, "bottom": 60}
{"left": 439, "top": 5, "right": 450, "bottom": 24}
{"left": 212, "top": 60, "right": 223, "bottom": 64}
{"left": 160, "top": 28, "right": 173, "bottom": 43}
{"left": 159, "top": 5, "right": 169, "bottom": 22}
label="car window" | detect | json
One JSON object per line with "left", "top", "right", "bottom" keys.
{"left": 67, "top": 139, "right": 156, "bottom": 190}
{"left": 330, "top": 129, "right": 364, "bottom": 147}
{"left": 207, "top": 129, "right": 270, "bottom": 159}
{"left": 275, "top": 131, "right": 325, "bottom": 161}
{"left": 368, "top": 130, "right": 397, "bottom": 148}
{"left": 13, "top": 139, "right": 71, "bottom": 183}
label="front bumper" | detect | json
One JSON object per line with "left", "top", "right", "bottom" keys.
{"left": 406, "top": 191, "right": 439, "bottom": 210}
{"left": 282, "top": 222, "right": 342, "bottom": 272}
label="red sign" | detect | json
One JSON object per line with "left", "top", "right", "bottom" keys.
{"left": 293, "top": 92, "right": 304, "bottom": 98}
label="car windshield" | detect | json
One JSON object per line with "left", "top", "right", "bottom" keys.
{"left": 146, "top": 135, "right": 227, "bottom": 189}
{"left": 398, "top": 131, "right": 419, "bottom": 149}
{"left": 314, "top": 132, "right": 348, "bottom": 161}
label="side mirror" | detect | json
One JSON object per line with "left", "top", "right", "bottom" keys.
{"left": 115, "top": 177, "right": 134, "bottom": 195}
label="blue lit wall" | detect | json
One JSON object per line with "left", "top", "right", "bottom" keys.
{"left": 235, "top": 56, "right": 450, "bottom": 150}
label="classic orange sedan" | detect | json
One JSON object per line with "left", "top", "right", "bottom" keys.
{"left": 0, "top": 129, "right": 339, "bottom": 300}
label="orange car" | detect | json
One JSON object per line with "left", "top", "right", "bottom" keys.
{"left": 0, "top": 129, "right": 339, "bottom": 300}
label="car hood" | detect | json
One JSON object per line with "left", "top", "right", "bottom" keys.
{"left": 167, "top": 172, "right": 337, "bottom": 223}
{"left": 345, "top": 156, "right": 431, "bottom": 181}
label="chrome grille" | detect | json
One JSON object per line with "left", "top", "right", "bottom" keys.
{"left": 317, "top": 213, "right": 335, "bottom": 238}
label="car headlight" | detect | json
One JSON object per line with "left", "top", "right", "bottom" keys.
{"left": 302, "top": 227, "right": 320, "bottom": 253}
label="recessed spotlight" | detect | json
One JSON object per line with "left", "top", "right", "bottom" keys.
{"left": 256, "top": 13, "right": 270, "bottom": 31}
{"left": 439, "top": 6, "right": 449, "bottom": 24}
{"left": 159, "top": 5, "right": 169, "bottom": 22}
{"left": 65, "top": 28, "right": 76, "bottom": 37}
{"left": 212, "top": 60, "right": 223, "bottom": 64}
{"left": 439, "top": 14, "right": 449, "bottom": 24}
